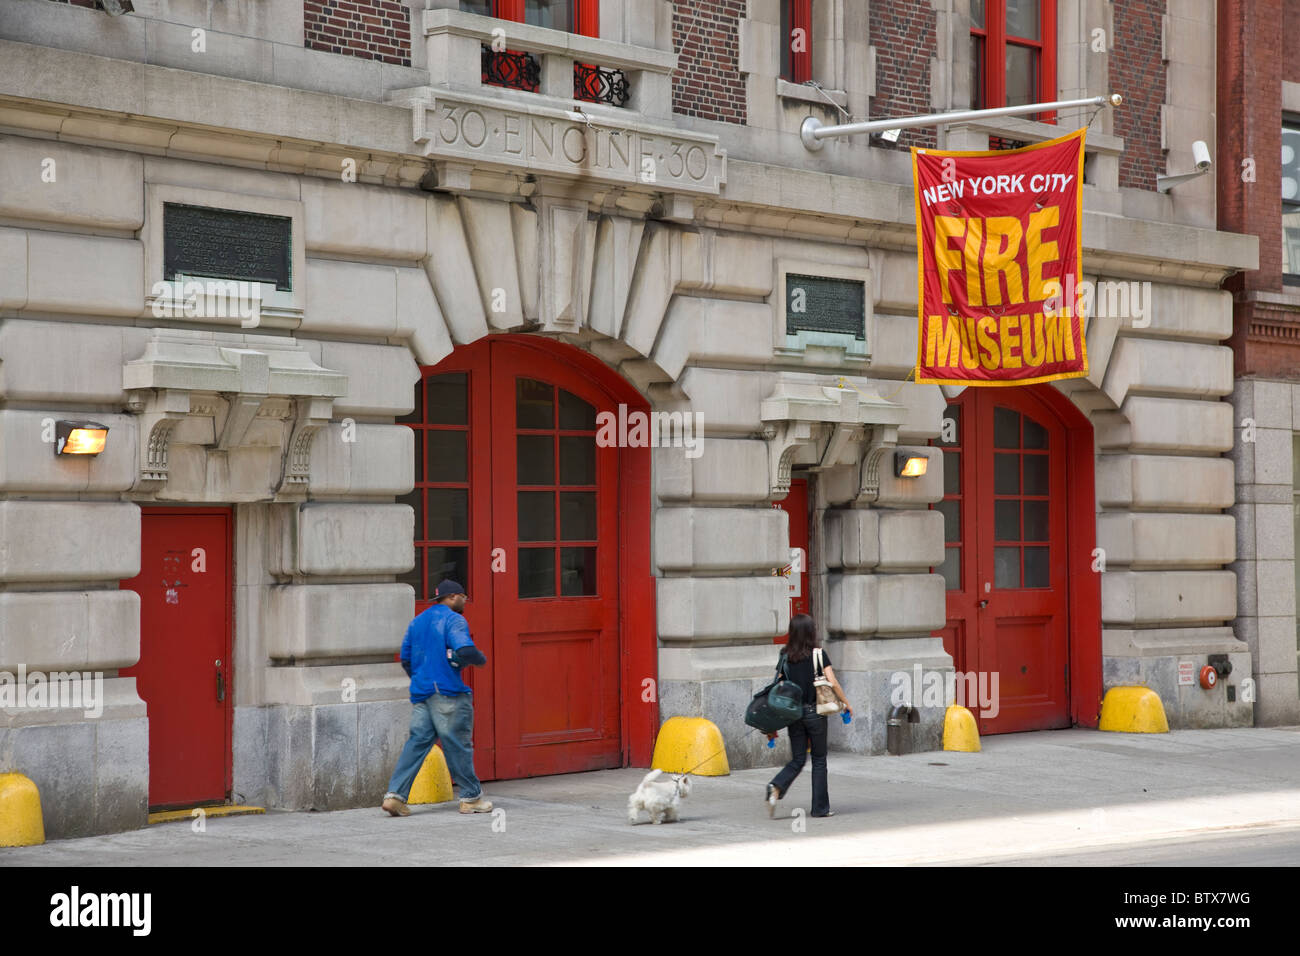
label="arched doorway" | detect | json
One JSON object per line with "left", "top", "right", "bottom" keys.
{"left": 933, "top": 383, "right": 1101, "bottom": 733}
{"left": 398, "top": 335, "right": 656, "bottom": 779}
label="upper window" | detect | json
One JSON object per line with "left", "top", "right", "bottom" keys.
{"left": 781, "top": 0, "right": 813, "bottom": 84}
{"left": 970, "top": 0, "right": 1056, "bottom": 118}
{"left": 1283, "top": 122, "right": 1300, "bottom": 282}
{"left": 461, "top": 1, "right": 596, "bottom": 35}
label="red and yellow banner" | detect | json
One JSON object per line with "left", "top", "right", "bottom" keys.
{"left": 912, "top": 128, "right": 1088, "bottom": 386}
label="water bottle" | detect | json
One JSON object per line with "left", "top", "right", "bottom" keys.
{"left": 841, "top": 710, "right": 852, "bottom": 725}
{"left": 767, "top": 736, "right": 776, "bottom": 748}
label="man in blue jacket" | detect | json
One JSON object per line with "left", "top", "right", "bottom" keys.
{"left": 381, "top": 580, "right": 493, "bottom": 816}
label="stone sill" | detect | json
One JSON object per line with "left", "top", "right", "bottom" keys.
{"left": 946, "top": 115, "right": 1124, "bottom": 156}
{"left": 776, "top": 79, "right": 848, "bottom": 109}
{"left": 422, "top": 8, "right": 676, "bottom": 75}
{"left": 1246, "top": 288, "right": 1300, "bottom": 311}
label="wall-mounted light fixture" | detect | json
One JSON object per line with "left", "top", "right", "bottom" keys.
{"left": 894, "top": 451, "right": 928, "bottom": 478}
{"left": 55, "top": 421, "right": 109, "bottom": 457}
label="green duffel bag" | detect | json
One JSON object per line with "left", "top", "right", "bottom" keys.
{"left": 744, "top": 651, "right": 804, "bottom": 733}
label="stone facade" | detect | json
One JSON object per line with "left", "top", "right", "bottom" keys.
{"left": 0, "top": 0, "right": 1274, "bottom": 839}
{"left": 1217, "top": 0, "right": 1300, "bottom": 725}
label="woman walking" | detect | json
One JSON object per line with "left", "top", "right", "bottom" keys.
{"left": 766, "top": 614, "right": 852, "bottom": 818}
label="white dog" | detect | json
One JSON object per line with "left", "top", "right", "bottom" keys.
{"left": 627, "top": 769, "right": 692, "bottom": 824}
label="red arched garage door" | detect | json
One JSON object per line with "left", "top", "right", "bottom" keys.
{"left": 932, "top": 384, "right": 1101, "bottom": 733}
{"left": 399, "top": 335, "right": 655, "bottom": 779}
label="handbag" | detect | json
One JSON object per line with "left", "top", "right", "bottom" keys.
{"left": 744, "top": 651, "right": 804, "bottom": 733}
{"left": 813, "top": 648, "right": 841, "bottom": 716}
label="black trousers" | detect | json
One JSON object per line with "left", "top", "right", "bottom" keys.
{"left": 770, "top": 706, "right": 830, "bottom": 816}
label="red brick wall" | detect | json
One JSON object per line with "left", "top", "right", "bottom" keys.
{"left": 1111, "top": 0, "right": 1167, "bottom": 190}
{"left": 1219, "top": 0, "right": 1288, "bottom": 377}
{"left": 869, "top": 0, "right": 937, "bottom": 150}
{"left": 305, "top": 0, "right": 412, "bottom": 67}
{"left": 1286, "top": 0, "right": 1300, "bottom": 84}
{"left": 672, "top": 0, "right": 747, "bottom": 124}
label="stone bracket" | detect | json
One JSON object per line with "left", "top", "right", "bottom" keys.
{"left": 277, "top": 397, "right": 336, "bottom": 496}
{"left": 127, "top": 388, "right": 190, "bottom": 492}
{"left": 856, "top": 423, "right": 900, "bottom": 504}
{"left": 760, "top": 373, "right": 907, "bottom": 499}
{"left": 217, "top": 393, "right": 267, "bottom": 452}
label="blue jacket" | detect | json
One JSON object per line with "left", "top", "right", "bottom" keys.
{"left": 400, "top": 604, "right": 485, "bottom": 702}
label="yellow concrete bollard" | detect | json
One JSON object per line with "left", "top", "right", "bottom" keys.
{"left": 942, "top": 705, "right": 981, "bottom": 752}
{"left": 1098, "top": 686, "right": 1169, "bottom": 733}
{"left": 0, "top": 773, "right": 45, "bottom": 847}
{"left": 651, "top": 716, "right": 730, "bottom": 776}
{"left": 407, "top": 746, "right": 455, "bottom": 804}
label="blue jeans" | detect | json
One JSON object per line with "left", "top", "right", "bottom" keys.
{"left": 770, "top": 706, "right": 830, "bottom": 817}
{"left": 386, "top": 692, "right": 482, "bottom": 802}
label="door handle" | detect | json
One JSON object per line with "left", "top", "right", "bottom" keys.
{"left": 978, "top": 599, "right": 989, "bottom": 609}
{"left": 216, "top": 660, "right": 225, "bottom": 703}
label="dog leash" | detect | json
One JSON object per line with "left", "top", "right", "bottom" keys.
{"left": 674, "top": 726, "right": 774, "bottom": 778}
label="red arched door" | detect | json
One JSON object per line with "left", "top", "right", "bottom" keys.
{"left": 934, "top": 386, "right": 1072, "bottom": 734}
{"left": 399, "top": 336, "right": 637, "bottom": 779}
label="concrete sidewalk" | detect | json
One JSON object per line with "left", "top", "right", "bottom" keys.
{"left": 5, "top": 726, "right": 1300, "bottom": 866}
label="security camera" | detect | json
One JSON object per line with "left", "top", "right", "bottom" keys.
{"left": 1192, "top": 140, "right": 1212, "bottom": 171}
{"left": 102, "top": 0, "right": 134, "bottom": 14}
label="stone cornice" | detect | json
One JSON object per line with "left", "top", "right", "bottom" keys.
{"left": 0, "top": 38, "right": 1262, "bottom": 280}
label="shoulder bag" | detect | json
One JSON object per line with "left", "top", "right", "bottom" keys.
{"left": 813, "top": 648, "right": 841, "bottom": 716}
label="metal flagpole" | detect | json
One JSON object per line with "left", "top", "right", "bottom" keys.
{"left": 799, "top": 93, "right": 1123, "bottom": 151}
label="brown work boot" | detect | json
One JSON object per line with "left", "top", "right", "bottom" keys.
{"left": 459, "top": 795, "right": 493, "bottom": 814}
{"left": 382, "top": 795, "right": 410, "bottom": 817}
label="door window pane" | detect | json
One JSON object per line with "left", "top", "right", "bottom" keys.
{"left": 427, "top": 546, "right": 468, "bottom": 595}
{"left": 995, "top": 453, "right": 1020, "bottom": 494}
{"left": 518, "top": 491, "right": 555, "bottom": 541}
{"left": 517, "top": 378, "right": 554, "bottom": 429}
{"left": 560, "top": 547, "right": 597, "bottom": 595}
{"left": 518, "top": 547, "right": 555, "bottom": 598}
{"left": 426, "top": 373, "right": 468, "bottom": 425}
{"left": 943, "top": 450, "right": 961, "bottom": 495}
{"left": 460, "top": 0, "right": 491, "bottom": 15}
{"left": 517, "top": 435, "right": 555, "bottom": 485}
{"left": 935, "top": 499, "right": 961, "bottom": 543}
{"left": 426, "top": 488, "right": 469, "bottom": 541}
{"left": 995, "top": 499, "right": 1020, "bottom": 541}
{"left": 995, "top": 547, "right": 1020, "bottom": 589}
{"left": 558, "top": 389, "right": 596, "bottom": 430}
{"left": 427, "top": 430, "right": 467, "bottom": 483}
{"left": 939, "top": 547, "right": 962, "bottom": 591}
{"left": 994, "top": 407, "right": 1020, "bottom": 448}
{"left": 1023, "top": 416, "right": 1048, "bottom": 449}
{"left": 1024, "top": 546, "right": 1050, "bottom": 588}
{"left": 971, "top": 0, "right": 985, "bottom": 29}
{"left": 1023, "top": 454, "right": 1048, "bottom": 495}
{"left": 559, "top": 435, "right": 596, "bottom": 485}
{"left": 560, "top": 491, "right": 596, "bottom": 541}
{"left": 1023, "top": 500, "right": 1049, "bottom": 541}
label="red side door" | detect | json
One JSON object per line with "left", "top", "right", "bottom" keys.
{"left": 120, "top": 509, "right": 232, "bottom": 807}
{"left": 772, "top": 477, "right": 810, "bottom": 642}
{"left": 935, "top": 388, "right": 1070, "bottom": 734}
